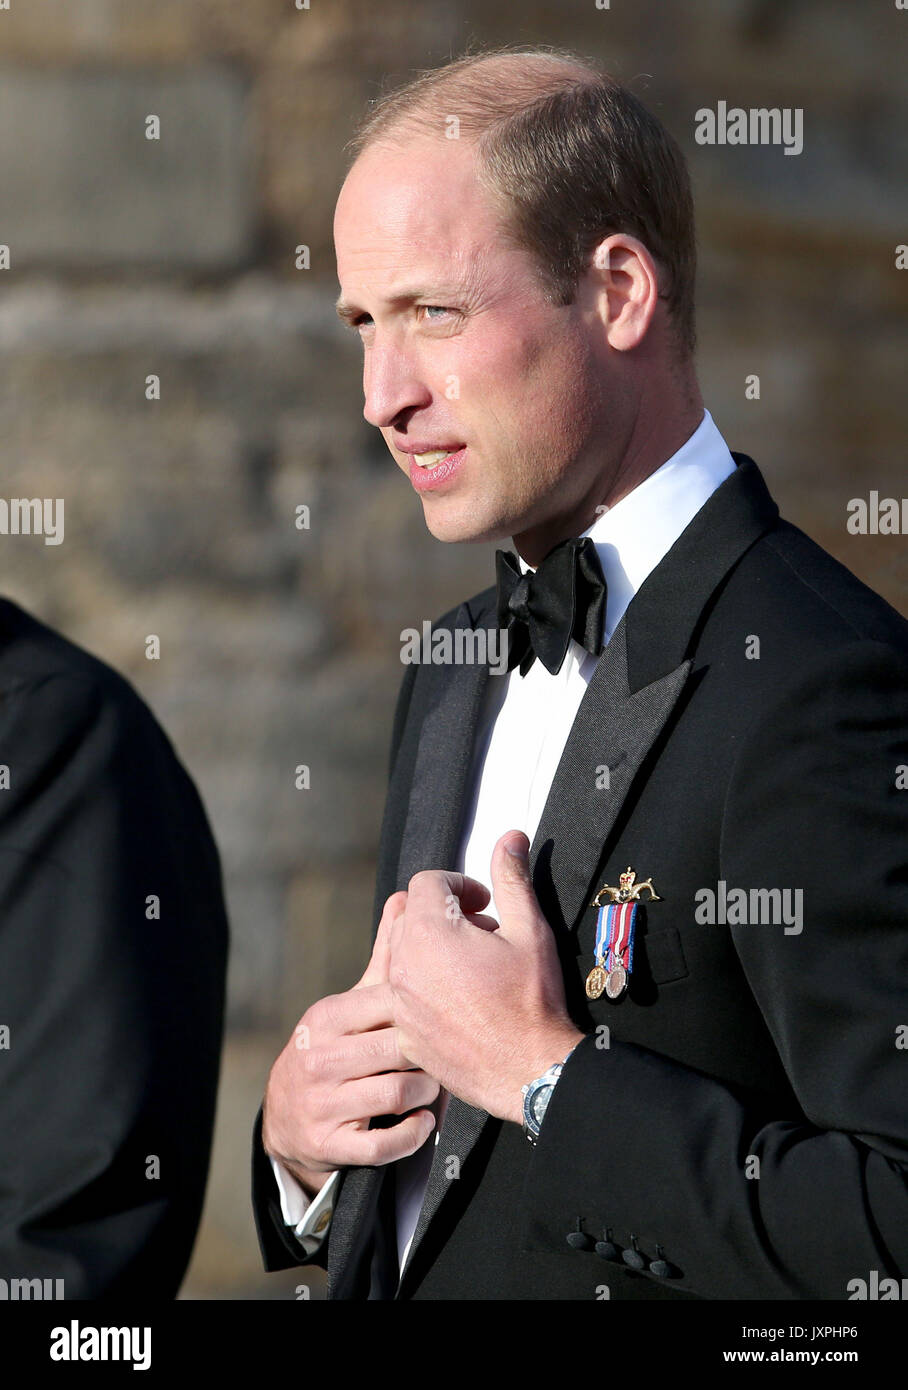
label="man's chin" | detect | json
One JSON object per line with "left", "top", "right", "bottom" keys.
{"left": 420, "top": 501, "right": 510, "bottom": 546}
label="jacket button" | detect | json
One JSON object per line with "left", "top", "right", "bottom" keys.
{"left": 566, "top": 1218, "right": 595, "bottom": 1251}
{"left": 622, "top": 1236, "right": 646, "bottom": 1270}
{"left": 595, "top": 1229, "right": 619, "bottom": 1261}
{"left": 649, "top": 1246, "right": 681, "bottom": 1278}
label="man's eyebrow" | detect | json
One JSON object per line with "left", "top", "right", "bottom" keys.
{"left": 335, "top": 283, "right": 470, "bottom": 326}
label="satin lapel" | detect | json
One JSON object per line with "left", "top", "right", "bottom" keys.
{"left": 328, "top": 596, "right": 495, "bottom": 1297}
{"left": 528, "top": 617, "right": 691, "bottom": 936}
{"left": 529, "top": 453, "right": 779, "bottom": 935}
{"left": 396, "top": 1088, "right": 489, "bottom": 1295}
{"left": 325, "top": 1166, "right": 380, "bottom": 1299}
{"left": 394, "top": 599, "right": 494, "bottom": 890}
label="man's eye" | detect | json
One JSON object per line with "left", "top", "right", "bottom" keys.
{"left": 349, "top": 306, "right": 457, "bottom": 336}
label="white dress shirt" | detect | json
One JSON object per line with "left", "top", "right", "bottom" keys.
{"left": 272, "top": 407, "right": 736, "bottom": 1279}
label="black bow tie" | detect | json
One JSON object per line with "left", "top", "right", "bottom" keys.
{"left": 494, "top": 536, "right": 607, "bottom": 676}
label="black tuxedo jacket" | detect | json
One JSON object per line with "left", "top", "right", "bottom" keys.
{"left": 0, "top": 600, "right": 228, "bottom": 1298}
{"left": 253, "top": 454, "right": 908, "bottom": 1300}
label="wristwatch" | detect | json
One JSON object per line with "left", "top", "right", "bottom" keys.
{"left": 521, "top": 1045, "right": 578, "bottom": 1145}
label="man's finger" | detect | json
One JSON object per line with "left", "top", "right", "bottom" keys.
{"left": 356, "top": 890, "right": 408, "bottom": 988}
{"left": 332, "top": 1110, "right": 437, "bottom": 1168}
{"left": 333, "top": 1068, "right": 441, "bottom": 1125}
{"left": 315, "top": 981, "right": 397, "bottom": 1035}
{"left": 459, "top": 910, "right": 501, "bottom": 933}
{"left": 307, "top": 1026, "right": 420, "bottom": 1081}
{"left": 407, "top": 869, "right": 491, "bottom": 919}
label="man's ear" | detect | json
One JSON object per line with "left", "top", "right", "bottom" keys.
{"left": 582, "top": 232, "right": 661, "bottom": 352}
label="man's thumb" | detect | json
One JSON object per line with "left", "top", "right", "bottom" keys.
{"left": 490, "top": 832, "right": 543, "bottom": 929}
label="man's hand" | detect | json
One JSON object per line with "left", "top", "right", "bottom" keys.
{"left": 389, "top": 831, "right": 585, "bottom": 1126}
{"left": 262, "top": 892, "right": 440, "bottom": 1196}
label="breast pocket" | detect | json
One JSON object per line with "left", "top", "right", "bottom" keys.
{"left": 635, "top": 923, "right": 689, "bottom": 986}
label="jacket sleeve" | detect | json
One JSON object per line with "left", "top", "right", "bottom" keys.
{"left": 250, "top": 1104, "right": 341, "bottom": 1273}
{"left": 520, "top": 638, "right": 908, "bottom": 1299}
{"left": 0, "top": 671, "right": 228, "bottom": 1299}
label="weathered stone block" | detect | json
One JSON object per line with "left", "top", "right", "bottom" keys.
{"left": 0, "top": 66, "right": 255, "bottom": 267}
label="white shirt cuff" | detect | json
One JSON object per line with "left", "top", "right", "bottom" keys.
{"left": 270, "top": 1158, "right": 341, "bottom": 1256}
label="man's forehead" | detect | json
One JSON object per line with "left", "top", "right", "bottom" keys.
{"left": 338, "top": 242, "right": 491, "bottom": 291}
{"left": 336, "top": 135, "right": 500, "bottom": 253}
{"left": 336, "top": 184, "right": 500, "bottom": 306}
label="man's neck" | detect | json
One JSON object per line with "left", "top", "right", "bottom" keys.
{"left": 513, "top": 393, "right": 705, "bottom": 568}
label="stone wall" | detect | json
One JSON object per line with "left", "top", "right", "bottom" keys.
{"left": 0, "top": 0, "right": 904, "bottom": 1297}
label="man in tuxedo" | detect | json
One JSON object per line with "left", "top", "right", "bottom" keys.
{"left": 0, "top": 600, "right": 228, "bottom": 1297}
{"left": 252, "top": 47, "right": 908, "bottom": 1299}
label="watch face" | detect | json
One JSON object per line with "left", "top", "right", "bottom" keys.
{"left": 531, "top": 1083, "right": 555, "bottom": 1129}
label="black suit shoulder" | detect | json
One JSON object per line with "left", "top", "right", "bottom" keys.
{"left": 0, "top": 597, "right": 223, "bottom": 869}
{"left": 0, "top": 595, "right": 140, "bottom": 683}
{"left": 0, "top": 597, "right": 228, "bottom": 1298}
{"left": 749, "top": 519, "right": 908, "bottom": 648}
{"left": 0, "top": 597, "right": 197, "bottom": 770}
{"left": 687, "top": 516, "right": 908, "bottom": 738}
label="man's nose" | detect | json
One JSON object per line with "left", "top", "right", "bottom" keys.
{"left": 362, "top": 340, "right": 431, "bottom": 429}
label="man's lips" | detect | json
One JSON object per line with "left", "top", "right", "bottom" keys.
{"left": 404, "top": 446, "right": 467, "bottom": 492}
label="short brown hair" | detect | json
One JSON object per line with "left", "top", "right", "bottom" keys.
{"left": 346, "top": 45, "right": 697, "bottom": 358}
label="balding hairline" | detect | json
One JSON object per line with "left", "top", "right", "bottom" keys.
{"left": 347, "top": 48, "right": 607, "bottom": 158}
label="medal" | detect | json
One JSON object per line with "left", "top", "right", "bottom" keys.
{"left": 585, "top": 963, "right": 608, "bottom": 999}
{"left": 587, "top": 866, "right": 659, "bottom": 1003}
{"left": 586, "top": 900, "right": 636, "bottom": 1002}
{"left": 605, "top": 960, "right": 628, "bottom": 999}
{"left": 605, "top": 905, "right": 636, "bottom": 1000}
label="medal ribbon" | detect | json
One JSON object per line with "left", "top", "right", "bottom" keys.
{"left": 594, "top": 902, "right": 637, "bottom": 973}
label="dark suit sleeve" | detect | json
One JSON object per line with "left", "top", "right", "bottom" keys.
{"left": 521, "top": 638, "right": 908, "bottom": 1299}
{"left": 252, "top": 659, "right": 418, "bottom": 1273}
{"left": 250, "top": 1106, "right": 335, "bottom": 1273}
{"left": 0, "top": 671, "right": 228, "bottom": 1298}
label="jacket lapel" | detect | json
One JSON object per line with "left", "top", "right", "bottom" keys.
{"left": 325, "top": 1164, "right": 382, "bottom": 1300}
{"left": 394, "top": 599, "right": 494, "bottom": 890}
{"left": 327, "top": 599, "right": 494, "bottom": 1296}
{"left": 529, "top": 617, "right": 691, "bottom": 935}
{"left": 526, "top": 450, "right": 780, "bottom": 949}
